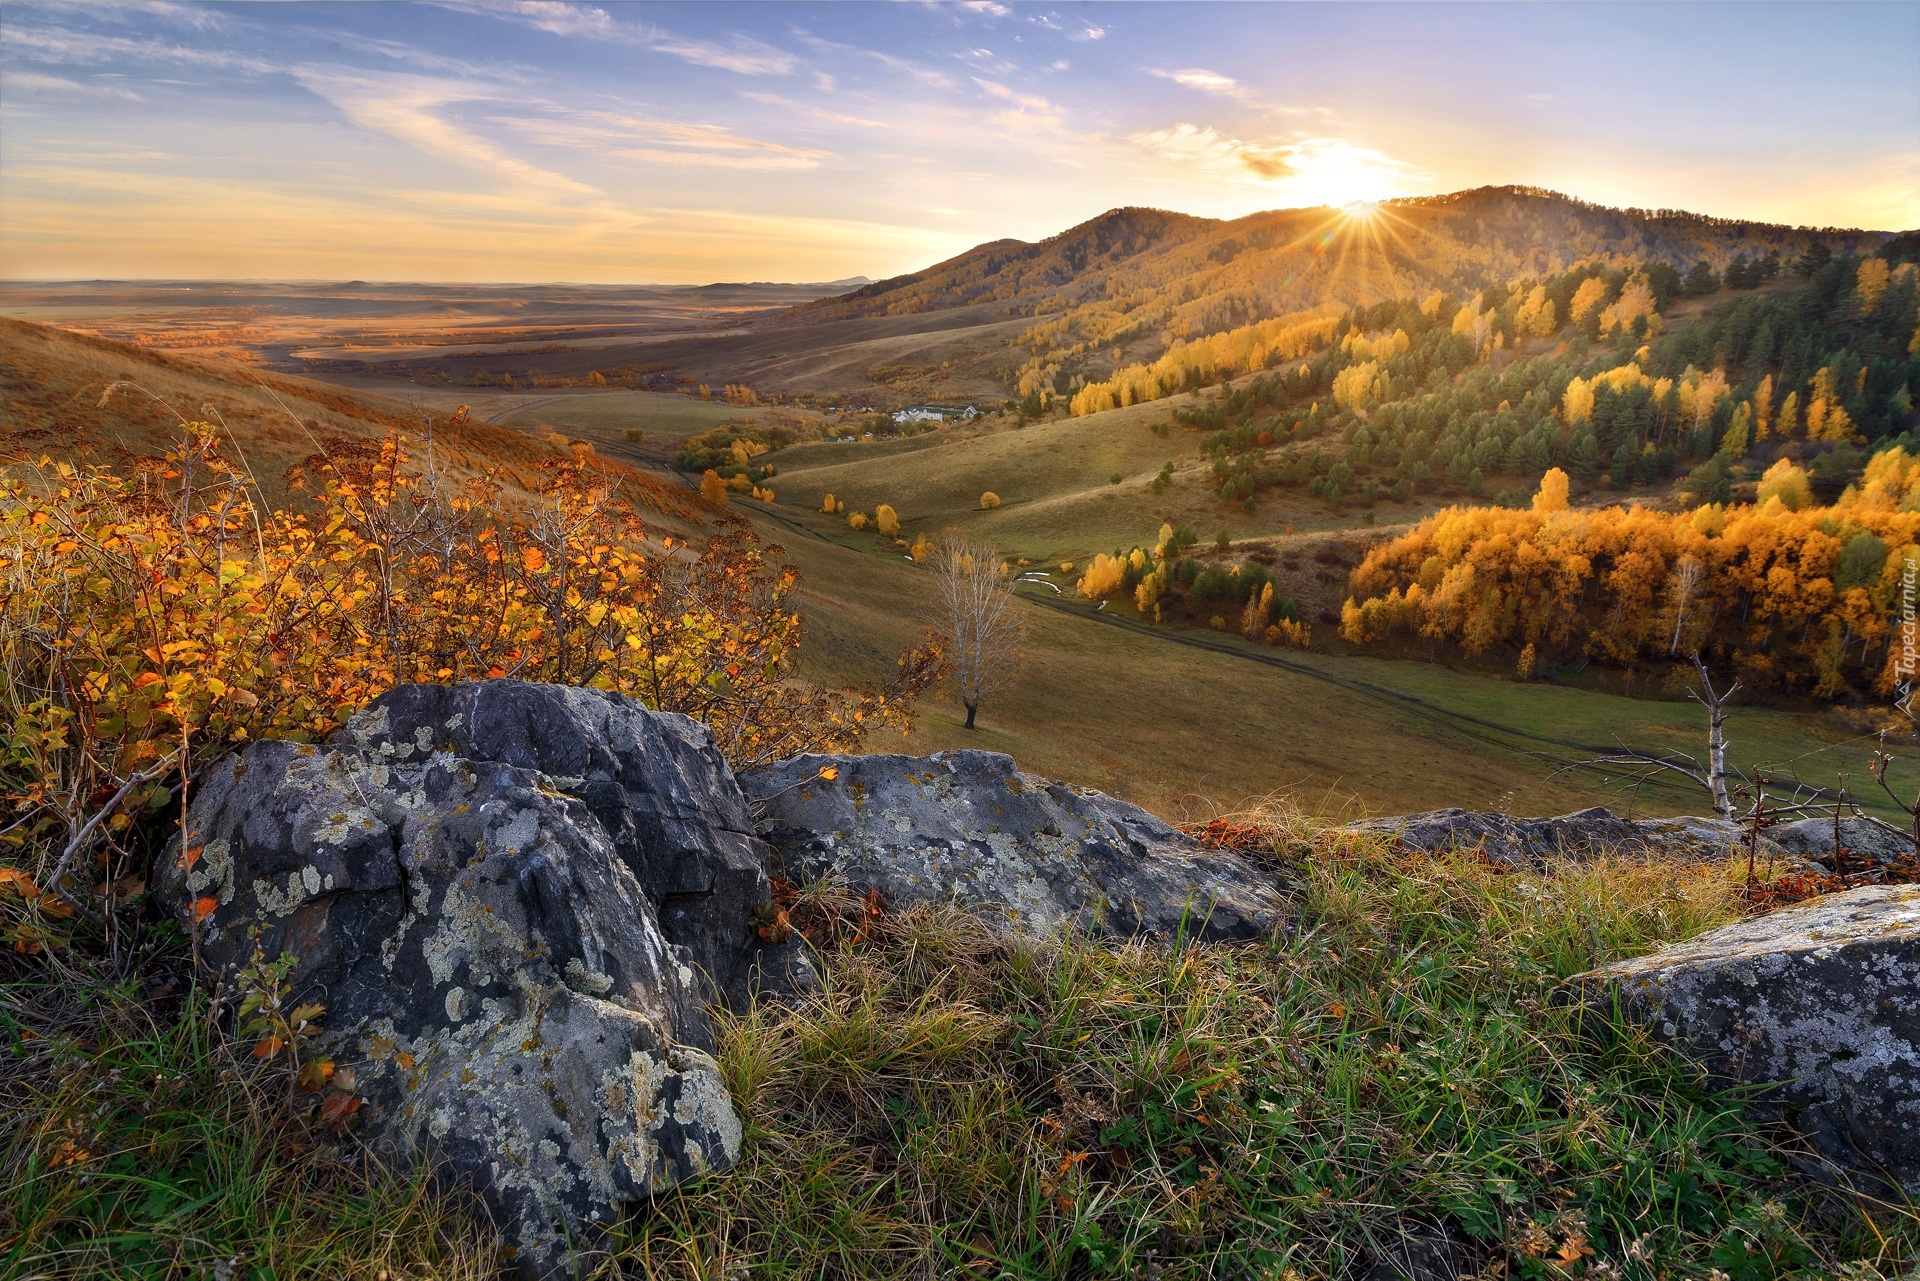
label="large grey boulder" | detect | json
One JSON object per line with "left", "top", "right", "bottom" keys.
{"left": 1766, "top": 816, "right": 1916, "bottom": 869}
{"left": 1569, "top": 884, "right": 1920, "bottom": 1194}
{"left": 333, "top": 681, "right": 807, "bottom": 1006}
{"left": 742, "top": 750, "right": 1288, "bottom": 943}
{"left": 153, "top": 736, "right": 742, "bottom": 1277}
{"left": 1346, "top": 806, "right": 1756, "bottom": 868}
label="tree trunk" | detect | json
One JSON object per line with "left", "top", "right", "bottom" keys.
{"left": 964, "top": 701, "right": 978, "bottom": 730}
{"left": 1706, "top": 693, "right": 1731, "bottom": 820}
{"left": 1691, "top": 653, "right": 1740, "bottom": 822}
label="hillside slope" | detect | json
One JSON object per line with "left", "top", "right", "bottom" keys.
{"left": 0, "top": 318, "right": 697, "bottom": 519}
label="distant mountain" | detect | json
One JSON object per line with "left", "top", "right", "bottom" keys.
{"left": 796, "top": 187, "right": 1890, "bottom": 345}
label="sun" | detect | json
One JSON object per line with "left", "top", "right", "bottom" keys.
{"left": 1341, "top": 200, "right": 1381, "bottom": 221}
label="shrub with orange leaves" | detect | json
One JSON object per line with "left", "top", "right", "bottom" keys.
{"left": 0, "top": 424, "right": 942, "bottom": 921}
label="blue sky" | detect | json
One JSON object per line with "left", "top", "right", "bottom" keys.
{"left": 2, "top": 1, "right": 1915, "bottom": 282}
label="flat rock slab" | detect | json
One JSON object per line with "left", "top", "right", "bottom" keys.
{"left": 1346, "top": 806, "right": 1753, "bottom": 868}
{"left": 742, "top": 750, "right": 1288, "bottom": 943}
{"left": 155, "top": 735, "right": 743, "bottom": 1278}
{"left": 1569, "top": 884, "right": 1920, "bottom": 1194}
{"left": 1767, "top": 817, "right": 1916, "bottom": 868}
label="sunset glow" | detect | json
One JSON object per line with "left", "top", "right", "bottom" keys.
{"left": 1, "top": 2, "right": 1914, "bottom": 282}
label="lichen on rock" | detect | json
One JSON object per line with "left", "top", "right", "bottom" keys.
{"left": 1568, "top": 884, "right": 1920, "bottom": 1195}
{"left": 152, "top": 732, "right": 741, "bottom": 1278}
{"left": 743, "top": 749, "right": 1289, "bottom": 943}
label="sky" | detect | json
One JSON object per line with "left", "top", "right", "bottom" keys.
{"left": 2, "top": 1, "right": 1916, "bottom": 284}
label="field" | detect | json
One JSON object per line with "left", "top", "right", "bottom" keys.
{"left": 748, "top": 506, "right": 1920, "bottom": 821}
{"left": 494, "top": 388, "right": 769, "bottom": 466}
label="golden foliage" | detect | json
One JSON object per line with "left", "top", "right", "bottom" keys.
{"left": 1858, "top": 258, "right": 1890, "bottom": 313}
{"left": 1532, "top": 468, "right": 1570, "bottom": 514}
{"left": 1076, "top": 553, "right": 1128, "bottom": 601}
{"left": 0, "top": 427, "right": 940, "bottom": 911}
{"left": 1597, "top": 276, "right": 1658, "bottom": 336}
{"left": 1069, "top": 308, "right": 1339, "bottom": 417}
{"left": 1568, "top": 277, "right": 1609, "bottom": 326}
{"left": 1341, "top": 452, "right": 1920, "bottom": 696}
{"left": 1755, "top": 459, "right": 1811, "bottom": 511}
{"left": 979, "top": 491, "right": 1001, "bottom": 510}
{"left": 874, "top": 504, "right": 901, "bottom": 538}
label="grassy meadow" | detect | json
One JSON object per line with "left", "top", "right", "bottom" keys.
{"left": 768, "top": 520, "right": 1918, "bottom": 821}
{"left": 497, "top": 389, "right": 766, "bottom": 463}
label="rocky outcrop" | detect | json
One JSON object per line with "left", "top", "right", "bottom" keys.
{"left": 1345, "top": 806, "right": 1756, "bottom": 868}
{"left": 742, "top": 750, "right": 1289, "bottom": 943}
{"left": 1568, "top": 884, "right": 1920, "bottom": 1194}
{"left": 1765, "top": 816, "right": 1916, "bottom": 869}
{"left": 153, "top": 684, "right": 1304, "bottom": 1272}
{"left": 153, "top": 727, "right": 744, "bottom": 1277}
{"left": 333, "top": 681, "right": 809, "bottom": 1007}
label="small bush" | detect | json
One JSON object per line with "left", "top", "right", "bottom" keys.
{"left": 980, "top": 491, "right": 1001, "bottom": 510}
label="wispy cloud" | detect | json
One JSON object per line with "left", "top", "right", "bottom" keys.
{"left": 645, "top": 30, "right": 796, "bottom": 76}
{"left": 1151, "top": 68, "right": 1256, "bottom": 105}
{"left": 1, "top": 70, "right": 142, "bottom": 101}
{"left": 0, "top": 22, "right": 277, "bottom": 74}
{"left": 433, "top": 1, "right": 616, "bottom": 39}
{"left": 974, "top": 79, "right": 1052, "bottom": 114}
{"left": 790, "top": 28, "right": 954, "bottom": 88}
{"left": 1069, "top": 24, "right": 1105, "bottom": 42}
{"left": 1137, "top": 122, "right": 1296, "bottom": 179}
{"left": 501, "top": 109, "right": 836, "bottom": 169}
{"left": 437, "top": 3, "right": 796, "bottom": 74}
{"left": 956, "top": 47, "right": 1018, "bottom": 75}
{"left": 290, "top": 68, "right": 602, "bottom": 196}
{"left": 741, "top": 91, "right": 883, "bottom": 129}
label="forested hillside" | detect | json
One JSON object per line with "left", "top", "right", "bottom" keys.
{"left": 1064, "top": 241, "right": 1920, "bottom": 703}
{"left": 791, "top": 187, "right": 1891, "bottom": 406}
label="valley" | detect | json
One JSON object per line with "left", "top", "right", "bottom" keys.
{"left": 5, "top": 186, "right": 1914, "bottom": 822}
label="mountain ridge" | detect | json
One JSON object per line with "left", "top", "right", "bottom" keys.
{"left": 791, "top": 186, "right": 1894, "bottom": 330}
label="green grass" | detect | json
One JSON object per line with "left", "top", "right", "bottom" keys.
{"left": 620, "top": 816, "right": 1915, "bottom": 1279}
{"left": 9, "top": 821, "right": 1914, "bottom": 1280}
{"left": 751, "top": 513, "right": 1920, "bottom": 821}
{"left": 0, "top": 944, "right": 493, "bottom": 1280}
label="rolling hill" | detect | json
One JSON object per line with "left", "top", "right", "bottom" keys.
{"left": 0, "top": 316, "right": 698, "bottom": 520}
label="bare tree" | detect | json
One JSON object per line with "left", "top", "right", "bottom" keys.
{"left": 1561, "top": 653, "right": 1745, "bottom": 819}
{"left": 1666, "top": 555, "right": 1705, "bottom": 654}
{"left": 926, "top": 530, "right": 1026, "bottom": 730}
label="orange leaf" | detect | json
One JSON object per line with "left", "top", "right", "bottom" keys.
{"left": 193, "top": 896, "right": 218, "bottom": 922}
{"left": 1327, "top": 1000, "right": 1347, "bottom": 1019}
{"left": 0, "top": 868, "right": 42, "bottom": 899}
{"left": 179, "top": 845, "right": 203, "bottom": 872}
{"left": 522, "top": 546, "right": 547, "bottom": 573}
{"left": 819, "top": 767, "right": 839, "bottom": 781}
